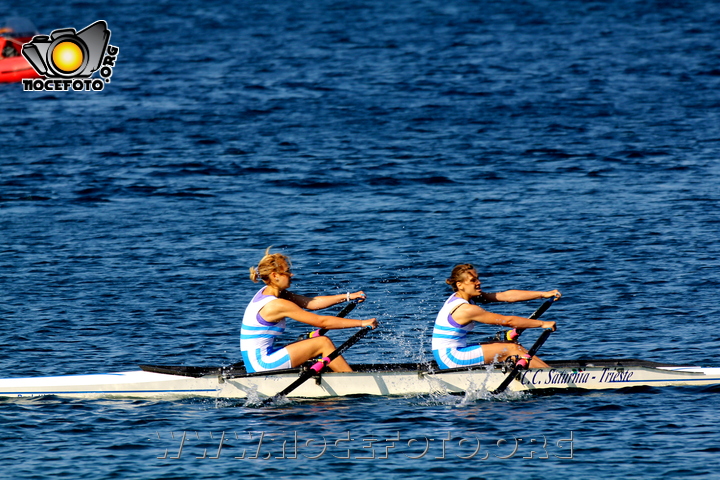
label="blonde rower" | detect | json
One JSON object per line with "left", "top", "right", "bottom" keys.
{"left": 240, "top": 248, "right": 377, "bottom": 373}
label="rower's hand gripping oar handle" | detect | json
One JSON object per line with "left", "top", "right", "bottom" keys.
{"left": 262, "top": 326, "right": 374, "bottom": 406}
{"left": 299, "top": 300, "right": 357, "bottom": 340}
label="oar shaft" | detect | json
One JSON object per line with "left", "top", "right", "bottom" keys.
{"left": 263, "top": 326, "right": 373, "bottom": 404}
{"left": 312, "top": 326, "right": 372, "bottom": 369}
{"left": 491, "top": 328, "right": 553, "bottom": 395}
{"left": 526, "top": 328, "right": 553, "bottom": 357}
{"left": 529, "top": 298, "right": 555, "bottom": 320}
{"left": 492, "top": 298, "right": 557, "bottom": 392}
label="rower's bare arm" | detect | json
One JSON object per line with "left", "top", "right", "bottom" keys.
{"left": 457, "top": 305, "right": 555, "bottom": 330}
{"left": 483, "top": 289, "right": 562, "bottom": 303}
{"left": 265, "top": 299, "right": 376, "bottom": 329}
{"left": 286, "top": 290, "right": 367, "bottom": 310}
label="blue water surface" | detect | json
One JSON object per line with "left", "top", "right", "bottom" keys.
{"left": 1, "top": 0, "right": 720, "bottom": 478}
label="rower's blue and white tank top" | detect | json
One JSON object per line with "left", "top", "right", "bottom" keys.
{"left": 240, "top": 287, "right": 292, "bottom": 373}
{"left": 431, "top": 293, "right": 475, "bottom": 349}
{"left": 240, "top": 288, "right": 286, "bottom": 351}
{"left": 432, "top": 293, "right": 485, "bottom": 369}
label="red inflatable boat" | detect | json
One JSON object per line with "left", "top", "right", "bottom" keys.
{"left": 0, "top": 18, "right": 42, "bottom": 83}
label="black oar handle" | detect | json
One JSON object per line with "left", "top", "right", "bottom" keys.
{"left": 515, "top": 297, "right": 557, "bottom": 336}
{"left": 262, "top": 326, "right": 373, "bottom": 405}
{"left": 491, "top": 328, "right": 553, "bottom": 395}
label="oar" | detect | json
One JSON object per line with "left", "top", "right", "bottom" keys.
{"left": 299, "top": 301, "right": 357, "bottom": 340}
{"left": 261, "top": 326, "right": 373, "bottom": 405}
{"left": 503, "top": 296, "right": 557, "bottom": 341}
{"left": 491, "top": 328, "right": 553, "bottom": 395}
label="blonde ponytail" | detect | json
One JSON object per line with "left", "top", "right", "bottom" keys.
{"left": 249, "top": 266, "right": 260, "bottom": 283}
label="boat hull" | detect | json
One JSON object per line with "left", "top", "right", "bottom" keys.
{"left": 1, "top": 360, "right": 720, "bottom": 400}
{"left": 0, "top": 56, "right": 41, "bottom": 83}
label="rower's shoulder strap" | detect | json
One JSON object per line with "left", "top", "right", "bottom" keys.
{"left": 449, "top": 295, "right": 473, "bottom": 316}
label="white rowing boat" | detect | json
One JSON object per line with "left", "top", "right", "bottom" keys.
{"left": 1, "top": 359, "right": 719, "bottom": 400}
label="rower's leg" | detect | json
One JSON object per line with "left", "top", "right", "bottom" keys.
{"left": 512, "top": 343, "right": 550, "bottom": 368}
{"left": 528, "top": 355, "right": 549, "bottom": 369}
{"left": 481, "top": 343, "right": 549, "bottom": 368}
{"left": 285, "top": 337, "right": 353, "bottom": 372}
